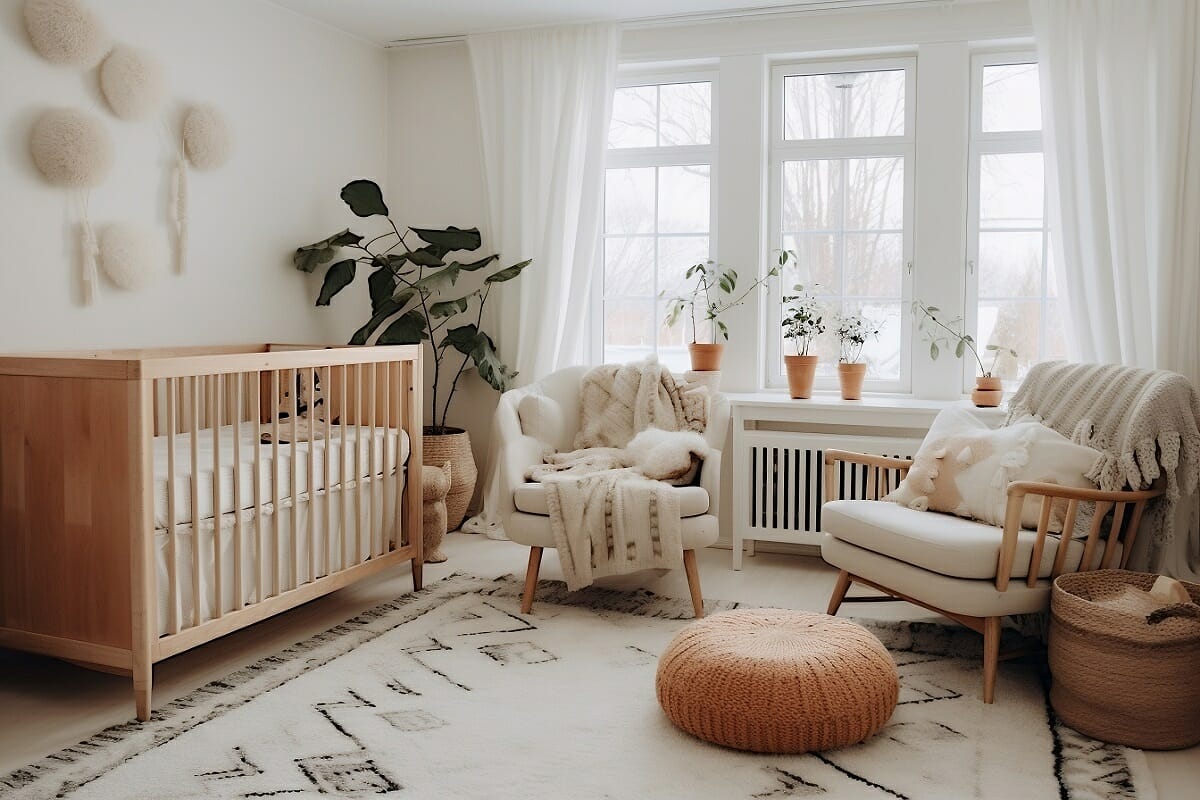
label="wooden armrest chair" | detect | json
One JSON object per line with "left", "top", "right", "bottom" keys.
{"left": 820, "top": 449, "right": 1163, "bottom": 703}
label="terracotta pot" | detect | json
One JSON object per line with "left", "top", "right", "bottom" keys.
{"left": 837, "top": 362, "right": 868, "bottom": 400}
{"left": 784, "top": 355, "right": 818, "bottom": 399}
{"left": 688, "top": 343, "right": 725, "bottom": 372}
{"left": 971, "top": 376, "right": 1003, "bottom": 408}
{"left": 423, "top": 427, "right": 477, "bottom": 531}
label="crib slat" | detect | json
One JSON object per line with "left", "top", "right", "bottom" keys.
{"left": 307, "top": 366, "right": 316, "bottom": 583}
{"left": 252, "top": 372, "right": 264, "bottom": 602}
{"left": 368, "top": 362, "right": 378, "bottom": 557}
{"left": 190, "top": 376, "right": 202, "bottom": 628}
{"left": 165, "top": 378, "right": 180, "bottom": 635}
{"left": 232, "top": 372, "right": 244, "bottom": 610}
{"left": 355, "top": 363, "right": 364, "bottom": 565}
{"left": 340, "top": 367, "right": 350, "bottom": 572}
{"left": 271, "top": 369, "right": 281, "bottom": 598}
{"left": 392, "top": 362, "right": 403, "bottom": 554}
{"left": 323, "top": 366, "right": 333, "bottom": 574}
{"left": 290, "top": 368, "right": 299, "bottom": 590}
{"left": 210, "top": 375, "right": 223, "bottom": 619}
{"left": 1051, "top": 499, "right": 1080, "bottom": 579}
{"left": 381, "top": 362, "right": 391, "bottom": 556}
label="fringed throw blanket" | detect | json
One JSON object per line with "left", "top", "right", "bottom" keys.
{"left": 574, "top": 358, "right": 708, "bottom": 448}
{"left": 1006, "top": 361, "right": 1200, "bottom": 570}
{"left": 542, "top": 469, "right": 683, "bottom": 591}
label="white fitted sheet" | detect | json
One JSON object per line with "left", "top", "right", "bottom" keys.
{"left": 153, "top": 424, "right": 410, "bottom": 528}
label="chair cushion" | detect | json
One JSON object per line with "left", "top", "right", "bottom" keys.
{"left": 821, "top": 499, "right": 1095, "bottom": 580}
{"left": 513, "top": 482, "right": 710, "bottom": 518}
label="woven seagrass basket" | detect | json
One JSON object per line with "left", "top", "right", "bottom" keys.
{"left": 1049, "top": 569, "right": 1200, "bottom": 749}
{"left": 423, "top": 428, "right": 476, "bottom": 532}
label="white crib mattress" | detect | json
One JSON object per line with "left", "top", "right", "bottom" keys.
{"left": 153, "top": 424, "right": 410, "bottom": 528}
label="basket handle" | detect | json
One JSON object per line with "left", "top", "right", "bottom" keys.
{"left": 1147, "top": 604, "right": 1200, "bottom": 624}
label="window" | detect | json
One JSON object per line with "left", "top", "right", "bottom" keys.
{"left": 966, "top": 55, "right": 1065, "bottom": 385}
{"left": 767, "top": 59, "right": 915, "bottom": 391}
{"left": 602, "top": 75, "right": 715, "bottom": 372}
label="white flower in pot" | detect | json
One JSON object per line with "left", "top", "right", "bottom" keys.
{"left": 832, "top": 312, "right": 881, "bottom": 400}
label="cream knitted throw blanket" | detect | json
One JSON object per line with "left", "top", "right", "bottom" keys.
{"left": 574, "top": 359, "right": 708, "bottom": 448}
{"left": 1006, "top": 362, "right": 1200, "bottom": 562}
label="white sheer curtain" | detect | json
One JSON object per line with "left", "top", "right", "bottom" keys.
{"left": 1032, "top": 0, "right": 1200, "bottom": 579}
{"left": 1031, "top": 0, "right": 1200, "bottom": 386}
{"left": 462, "top": 23, "right": 620, "bottom": 538}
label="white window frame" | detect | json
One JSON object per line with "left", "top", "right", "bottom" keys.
{"left": 964, "top": 50, "right": 1047, "bottom": 391}
{"left": 765, "top": 56, "right": 917, "bottom": 393}
{"left": 593, "top": 67, "right": 719, "bottom": 366}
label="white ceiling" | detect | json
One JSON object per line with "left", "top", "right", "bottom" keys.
{"left": 268, "top": 0, "right": 910, "bottom": 46}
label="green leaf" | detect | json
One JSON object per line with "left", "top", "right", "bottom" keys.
{"left": 377, "top": 310, "right": 429, "bottom": 345}
{"left": 485, "top": 259, "right": 533, "bottom": 284}
{"left": 955, "top": 339, "right": 966, "bottom": 358}
{"left": 294, "top": 229, "right": 362, "bottom": 273}
{"left": 985, "top": 343, "right": 998, "bottom": 350}
{"left": 930, "top": 341, "right": 940, "bottom": 360}
{"left": 717, "top": 320, "right": 729, "bottom": 340}
{"left": 454, "top": 254, "right": 499, "bottom": 272}
{"left": 368, "top": 268, "right": 397, "bottom": 313}
{"left": 430, "top": 293, "right": 475, "bottom": 318}
{"left": 410, "top": 226, "right": 483, "bottom": 252}
{"left": 316, "top": 259, "right": 356, "bottom": 306}
{"left": 340, "top": 180, "right": 389, "bottom": 217}
{"left": 441, "top": 324, "right": 516, "bottom": 392}
{"left": 406, "top": 247, "right": 447, "bottom": 268}
{"left": 349, "top": 289, "right": 416, "bottom": 345}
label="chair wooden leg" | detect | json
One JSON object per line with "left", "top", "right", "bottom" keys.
{"left": 827, "top": 569, "right": 853, "bottom": 616}
{"left": 682, "top": 549, "right": 705, "bottom": 618}
{"left": 520, "top": 547, "right": 543, "bottom": 614}
{"left": 982, "top": 616, "right": 1001, "bottom": 704}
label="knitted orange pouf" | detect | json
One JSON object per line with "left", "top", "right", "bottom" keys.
{"left": 656, "top": 609, "right": 898, "bottom": 753}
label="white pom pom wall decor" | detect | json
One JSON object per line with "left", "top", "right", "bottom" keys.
{"left": 99, "top": 223, "right": 165, "bottom": 291}
{"left": 23, "top": 0, "right": 110, "bottom": 68}
{"left": 99, "top": 45, "right": 165, "bottom": 121}
{"left": 182, "top": 104, "right": 232, "bottom": 170}
{"left": 30, "top": 107, "right": 113, "bottom": 188}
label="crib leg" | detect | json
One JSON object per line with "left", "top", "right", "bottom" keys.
{"left": 133, "top": 665, "right": 152, "bottom": 722}
{"left": 412, "top": 558, "right": 423, "bottom": 592}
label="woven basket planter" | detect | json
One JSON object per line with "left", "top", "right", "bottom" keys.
{"left": 1049, "top": 569, "right": 1200, "bottom": 749}
{"left": 423, "top": 428, "right": 476, "bottom": 532}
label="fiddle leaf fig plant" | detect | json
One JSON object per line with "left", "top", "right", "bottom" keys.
{"left": 295, "top": 179, "right": 531, "bottom": 433}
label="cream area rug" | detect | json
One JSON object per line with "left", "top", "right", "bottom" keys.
{"left": 2, "top": 574, "right": 1154, "bottom": 800}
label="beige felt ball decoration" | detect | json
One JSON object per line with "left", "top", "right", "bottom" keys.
{"left": 30, "top": 108, "right": 113, "bottom": 188}
{"left": 99, "top": 45, "right": 166, "bottom": 121}
{"left": 182, "top": 104, "right": 233, "bottom": 170}
{"left": 23, "top": 0, "right": 110, "bottom": 68}
{"left": 99, "top": 223, "right": 165, "bottom": 291}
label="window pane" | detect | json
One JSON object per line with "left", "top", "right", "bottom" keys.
{"left": 977, "top": 231, "right": 1042, "bottom": 298}
{"left": 854, "top": 301, "right": 902, "bottom": 380}
{"left": 604, "top": 299, "right": 655, "bottom": 364}
{"left": 845, "top": 157, "right": 904, "bottom": 230}
{"left": 604, "top": 236, "right": 655, "bottom": 297}
{"left": 979, "top": 153, "right": 1043, "bottom": 228}
{"left": 844, "top": 232, "right": 902, "bottom": 297}
{"left": 605, "top": 168, "right": 655, "bottom": 234}
{"left": 784, "top": 69, "right": 905, "bottom": 140}
{"left": 657, "top": 236, "right": 710, "bottom": 300}
{"left": 977, "top": 300, "right": 1039, "bottom": 381}
{"left": 658, "top": 165, "right": 710, "bottom": 233}
{"left": 782, "top": 233, "right": 839, "bottom": 292}
{"left": 782, "top": 159, "right": 842, "bottom": 231}
{"left": 659, "top": 82, "right": 711, "bottom": 146}
{"left": 982, "top": 63, "right": 1041, "bottom": 133}
{"left": 609, "top": 85, "right": 657, "bottom": 149}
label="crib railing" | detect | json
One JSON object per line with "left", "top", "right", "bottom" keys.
{"left": 142, "top": 346, "right": 422, "bottom": 639}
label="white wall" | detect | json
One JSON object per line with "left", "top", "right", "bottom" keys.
{"left": 0, "top": 0, "right": 388, "bottom": 351}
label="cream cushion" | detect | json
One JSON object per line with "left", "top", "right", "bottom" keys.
{"left": 822, "top": 499, "right": 1105, "bottom": 580}
{"left": 885, "top": 407, "right": 1100, "bottom": 531}
{"left": 518, "top": 394, "right": 570, "bottom": 453}
{"left": 507, "top": 511, "right": 719, "bottom": 550}
{"left": 513, "top": 482, "right": 710, "bottom": 518}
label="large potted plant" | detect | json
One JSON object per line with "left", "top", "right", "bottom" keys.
{"left": 913, "top": 301, "right": 1017, "bottom": 407}
{"left": 663, "top": 259, "right": 778, "bottom": 372}
{"left": 781, "top": 283, "right": 825, "bottom": 399}
{"left": 833, "top": 312, "right": 881, "bottom": 400}
{"left": 295, "top": 179, "right": 531, "bottom": 529}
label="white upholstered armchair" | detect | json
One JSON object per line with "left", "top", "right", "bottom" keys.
{"left": 493, "top": 366, "right": 728, "bottom": 617}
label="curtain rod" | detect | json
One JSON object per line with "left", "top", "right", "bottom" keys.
{"left": 384, "top": 0, "right": 952, "bottom": 48}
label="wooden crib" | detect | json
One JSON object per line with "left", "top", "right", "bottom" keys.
{"left": 0, "top": 344, "right": 423, "bottom": 720}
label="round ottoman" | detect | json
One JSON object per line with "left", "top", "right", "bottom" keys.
{"left": 656, "top": 609, "right": 898, "bottom": 753}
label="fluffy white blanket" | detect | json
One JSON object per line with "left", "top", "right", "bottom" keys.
{"left": 532, "top": 427, "right": 711, "bottom": 591}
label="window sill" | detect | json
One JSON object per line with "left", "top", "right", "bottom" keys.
{"left": 724, "top": 389, "right": 1008, "bottom": 424}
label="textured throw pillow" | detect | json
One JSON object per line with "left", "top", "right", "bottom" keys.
{"left": 518, "top": 394, "right": 570, "bottom": 453}
{"left": 885, "top": 407, "right": 1101, "bottom": 532}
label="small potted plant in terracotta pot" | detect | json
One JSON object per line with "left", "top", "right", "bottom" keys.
{"left": 833, "top": 312, "right": 881, "bottom": 400}
{"left": 781, "top": 283, "right": 825, "bottom": 399}
{"left": 912, "top": 301, "right": 1017, "bottom": 407}
{"left": 664, "top": 259, "right": 778, "bottom": 373}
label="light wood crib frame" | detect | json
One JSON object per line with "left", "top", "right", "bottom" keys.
{"left": 0, "top": 343, "right": 424, "bottom": 721}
